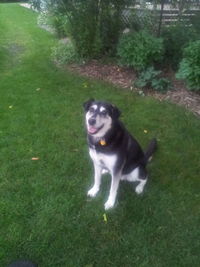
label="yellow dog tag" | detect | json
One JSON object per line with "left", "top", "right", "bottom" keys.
{"left": 100, "top": 139, "right": 106, "bottom": 146}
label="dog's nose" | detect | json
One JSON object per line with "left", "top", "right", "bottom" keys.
{"left": 88, "top": 118, "right": 96, "bottom": 126}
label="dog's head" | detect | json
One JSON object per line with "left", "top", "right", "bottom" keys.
{"left": 83, "top": 99, "right": 121, "bottom": 138}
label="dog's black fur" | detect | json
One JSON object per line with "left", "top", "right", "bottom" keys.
{"left": 84, "top": 99, "right": 157, "bottom": 209}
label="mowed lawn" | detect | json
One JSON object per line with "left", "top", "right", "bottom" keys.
{"left": 0, "top": 3, "right": 200, "bottom": 267}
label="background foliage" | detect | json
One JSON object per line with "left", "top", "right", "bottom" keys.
{"left": 29, "top": 0, "right": 200, "bottom": 93}
{"left": 42, "top": 0, "right": 130, "bottom": 58}
{"left": 117, "top": 31, "right": 164, "bottom": 71}
{"left": 176, "top": 40, "right": 200, "bottom": 91}
{"left": 134, "top": 66, "right": 172, "bottom": 92}
{"left": 162, "top": 22, "right": 199, "bottom": 69}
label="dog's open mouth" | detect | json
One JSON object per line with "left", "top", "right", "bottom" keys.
{"left": 88, "top": 124, "right": 104, "bottom": 135}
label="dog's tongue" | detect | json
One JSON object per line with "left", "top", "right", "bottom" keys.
{"left": 88, "top": 127, "right": 98, "bottom": 134}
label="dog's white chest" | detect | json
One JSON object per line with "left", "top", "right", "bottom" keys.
{"left": 89, "top": 148, "right": 117, "bottom": 172}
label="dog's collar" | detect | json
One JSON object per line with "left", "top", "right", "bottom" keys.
{"left": 88, "top": 135, "right": 107, "bottom": 147}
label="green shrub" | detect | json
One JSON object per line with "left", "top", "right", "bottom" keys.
{"left": 37, "top": 10, "right": 69, "bottom": 38}
{"left": 162, "top": 23, "right": 198, "bottom": 70}
{"left": 66, "top": 0, "right": 98, "bottom": 58}
{"left": 51, "top": 0, "right": 127, "bottom": 59}
{"left": 117, "top": 31, "right": 164, "bottom": 71}
{"left": 35, "top": 0, "right": 128, "bottom": 58}
{"left": 151, "top": 77, "right": 171, "bottom": 92}
{"left": 176, "top": 40, "right": 200, "bottom": 91}
{"left": 51, "top": 41, "right": 80, "bottom": 65}
{"left": 30, "top": 0, "right": 41, "bottom": 11}
{"left": 37, "top": 11, "right": 69, "bottom": 38}
{"left": 50, "top": 13, "right": 69, "bottom": 38}
{"left": 134, "top": 66, "right": 172, "bottom": 92}
{"left": 134, "top": 67, "right": 161, "bottom": 88}
{"left": 96, "top": 0, "right": 125, "bottom": 56}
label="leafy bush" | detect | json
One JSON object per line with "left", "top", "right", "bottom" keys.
{"left": 37, "top": 8, "right": 69, "bottom": 38}
{"left": 176, "top": 40, "right": 200, "bottom": 91}
{"left": 62, "top": 0, "right": 98, "bottom": 58}
{"left": 96, "top": 1, "right": 126, "bottom": 56}
{"left": 49, "top": 13, "right": 69, "bottom": 38}
{"left": 162, "top": 23, "right": 198, "bottom": 70}
{"left": 117, "top": 31, "right": 164, "bottom": 71}
{"left": 134, "top": 67, "right": 161, "bottom": 88}
{"left": 30, "top": 0, "right": 42, "bottom": 11}
{"left": 49, "top": 0, "right": 128, "bottom": 58}
{"left": 134, "top": 66, "right": 172, "bottom": 92}
{"left": 51, "top": 41, "right": 80, "bottom": 65}
{"left": 151, "top": 77, "right": 171, "bottom": 92}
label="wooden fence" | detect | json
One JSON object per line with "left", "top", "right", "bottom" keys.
{"left": 160, "top": 9, "right": 200, "bottom": 26}
{"left": 122, "top": 6, "right": 200, "bottom": 27}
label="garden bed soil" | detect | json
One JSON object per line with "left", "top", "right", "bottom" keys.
{"left": 69, "top": 60, "right": 200, "bottom": 117}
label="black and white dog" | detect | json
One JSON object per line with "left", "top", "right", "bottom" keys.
{"left": 83, "top": 99, "right": 157, "bottom": 210}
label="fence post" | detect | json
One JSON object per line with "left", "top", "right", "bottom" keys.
{"left": 157, "top": 0, "right": 165, "bottom": 37}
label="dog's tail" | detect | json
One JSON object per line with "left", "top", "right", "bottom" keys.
{"left": 144, "top": 138, "right": 157, "bottom": 164}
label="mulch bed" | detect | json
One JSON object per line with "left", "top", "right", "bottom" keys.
{"left": 69, "top": 60, "right": 200, "bottom": 118}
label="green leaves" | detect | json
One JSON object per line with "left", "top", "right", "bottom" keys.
{"left": 134, "top": 66, "right": 172, "bottom": 92}
{"left": 117, "top": 31, "right": 164, "bottom": 71}
{"left": 176, "top": 41, "right": 200, "bottom": 91}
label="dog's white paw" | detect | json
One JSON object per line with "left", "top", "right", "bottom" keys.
{"left": 104, "top": 200, "right": 114, "bottom": 210}
{"left": 135, "top": 185, "right": 144, "bottom": 195}
{"left": 87, "top": 186, "right": 99, "bottom": 198}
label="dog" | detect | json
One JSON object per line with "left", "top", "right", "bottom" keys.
{"left": 83, "top": 99, "right": 157, "bottom": 210}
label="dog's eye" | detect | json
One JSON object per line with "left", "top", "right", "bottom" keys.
{"left": 89, "top": 107, "right": 95, "bottom": 113}
{"left": 101, "top": 110, "right": 107, "bottom": 116}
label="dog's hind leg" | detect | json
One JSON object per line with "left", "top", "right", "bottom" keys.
{"left": 88, "top": 163, "right": 102, "bottom": 198}
{"left": 126, "top": 167, "right": 148, "bottom": 195}
{"left": 135, "top": 167, "right": 148, "bottom": 195}
{"left": 135, "top": 178, "right": 147, "bottom": 194}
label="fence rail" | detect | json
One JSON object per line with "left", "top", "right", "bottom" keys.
{"left": 161, "top": 9, "right": 200, "bottom": 25}
{"left": 122, "top": 6, "right": 200, "bottom": 27}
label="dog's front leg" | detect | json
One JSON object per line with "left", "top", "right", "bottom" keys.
{"left": 87, "top": 163, "right": 102, "bottom": 198}
{"left": 104, "top": 173, "right": 121, "bottom": 210}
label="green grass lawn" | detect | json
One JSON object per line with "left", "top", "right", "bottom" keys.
{"left": 0, "top": 3, "right": 200, "bottom": 267}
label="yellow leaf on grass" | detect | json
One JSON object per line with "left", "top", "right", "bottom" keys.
{"left": 103, "top": 213, "right": 107, "bottom": 223}
{"left": 83, "top": 83, "right": 88, "bottom": 88}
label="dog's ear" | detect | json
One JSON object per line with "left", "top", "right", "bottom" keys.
{"left": 111, "top": 105, "right": 121, "bottom": 120}
{"left": 83, "top": 98, "right": 95, "bottom": 111}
